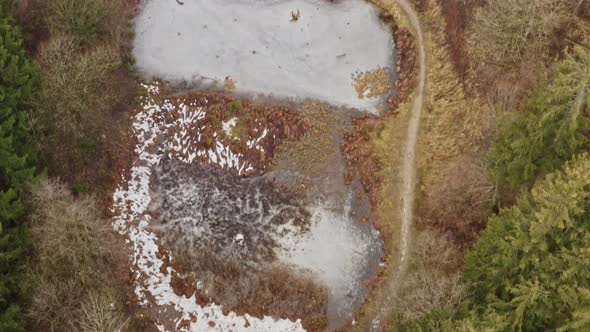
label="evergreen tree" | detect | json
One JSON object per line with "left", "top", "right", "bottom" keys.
{"left": 0, "top": 3, "right": 38, "bottom": 330}
{"left": 489, "top": 46, "right": 590, "bottom": 191}
{"left": 464, "top": 153, "right": 590, "bottom": 330}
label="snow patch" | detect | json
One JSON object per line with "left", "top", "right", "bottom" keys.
{"left": 222, "top": 117, "right": 238, "bottom": 139}
{"left": 112, "top": 82, "right": 304, "bottom": 331}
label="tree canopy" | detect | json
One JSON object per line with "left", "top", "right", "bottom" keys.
{"left": 464, "top": 153, "right": 590, "bottom": 331}
{"left": 0, "top": 4, "right": 38, "bottom": 330}
{"left": 489, "top": 46, "right": 590, "bottom": 191}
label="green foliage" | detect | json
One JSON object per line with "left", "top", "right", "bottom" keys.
{"left": 71, "top": 182, "right": 92, "bottom": 194}
{"left": 228, "top": 100, "right": 242, "bottom": 114}
{"left": 0, "top": 5, "right": 38, "bottom": 331}
{"left": 464, "top": 153, "right": 590, "bottom": 330}
{"left": 488, "top": 46, "right": 590, "bottom": 191}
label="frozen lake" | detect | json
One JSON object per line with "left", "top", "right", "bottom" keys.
{"left": 149, "top": 161, "right": 383, "bottom": 329}
{"left": 133, "top": 0, "right": 396, "bottom": 113}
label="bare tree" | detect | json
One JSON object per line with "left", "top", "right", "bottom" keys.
{"left": 24, "top": 179, "right": 129, "bottom": 331}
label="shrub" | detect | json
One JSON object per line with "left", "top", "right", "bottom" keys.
{"left": 392, "top": 230, "right": 465, "bottom": 322}
{"left": 468, "top": 0, "right": 588, "bottom": 103}
{"left": 423, "top": 156, "right": 494, "bottom": 247}
{"left": 45, "top": 0, "right": 126, "bottom": 45}
{"left": 228, "top": 100, "right": 242, "bottom": 114}
{"left": 31, "top": 34, "right": 121, "bottom": 182}
{"left": 24, "top": 179, "right": 128, "bottom": 331}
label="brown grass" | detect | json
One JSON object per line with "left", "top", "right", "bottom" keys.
{"left": 150, "top": 89, "right": 306, "bottom": 175}
{"left": 420, "top": 156, "right": 494, "bottom": 249}
{"left": 272, "top": 100, "right": 349, "bottom": 179}
{"left": 417, "top": 0, "right": 490, "bottom": 188}
{"left": 351, "top": 0, "right": 491, "bottom": 329}
{"left": 436, "top": 0, "right": 482, "bottom": 81}
{"left": 172, "top": 252, "right": 329, "bottom": 331}
{"left": 352, "top": 67, "right": 392, "bottom": 99}
{"left": 392, "top": 229, "right": 465, "bottom": 321}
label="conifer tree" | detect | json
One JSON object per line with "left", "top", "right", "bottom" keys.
{"left": 0, "top": 3, "right": 38, "bottom": 330}
{"left": 489, "top": 46, "right": 590, "bottom": 191}
{"left": 464, "top": 153, "right": 590, "bottom": 330}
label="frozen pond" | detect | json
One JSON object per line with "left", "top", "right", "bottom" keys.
{"left": 133, "top": 0, "right": 395, "bottom": 113}
{"left": 148, "top": 161, "right": 383, "bottom": 329}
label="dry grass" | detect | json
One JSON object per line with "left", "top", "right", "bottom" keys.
{"left": 393, "top": 229, "right": 465, "bottom": 321}
{"left": 350, "top": 0, "right": 492, "bottom": 329}
{"left": 224, "top": 76, "right": 236, "bottom": 90}
{"left": 349, "top": 100, "right": 413, "bottom": 331}
{"left": 417, "top": 0, "right": 490, "bottom": 186}
{"left": 421, "top": 156, "right": 494, "bottom": 248}
{"left": 435, "top": 0, "right": 481, "bottom": 81}
{"left": 343, "top": 2, "right": 415, "bottom": 329}
{"left": 271, "top": 101, "right": 349, "bottom": 179}
{"left": 173, "top": 252, "right": 328, "bottom": 331}
{"left": 352, "top": 67, "right": 392, "bottom": 99}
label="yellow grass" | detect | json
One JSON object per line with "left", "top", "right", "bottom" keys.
{"left": 417, "top": 1, "right": 489, "bottom": 188}
{"left": 353, "top": 0, "right": 490, "bottom": 329}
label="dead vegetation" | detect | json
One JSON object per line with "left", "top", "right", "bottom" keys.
{"left": 347, "top": 0, "right": 492, "bottom": 328}
{"left": 392, "top": 229, "right": 465, "bottom": 321}
{"left": 345, "top": 28, "right": 417, "bottom": 205}
{"left": 272, "top": 101, "right": 349, "bottom": 179}
{"left": 223, "top": 76, "right": 236, "bottom": 90}
{"left": 467, "top": 0, "right": 589, "bottom": 105}
{"left": 435, "top": 0, "right": 481, "bottom": 81}
{"left": 420, "top": 156, "right": 494, "bottom": 248}
{"left": 352, "top": 67, "right": 392, "bottom": 99}
{"left": 24, "top": 179, "right": 130, "bottom": 331}
{"left": 418, "top": 1, "right": 490, "bottom": 184}
{"left": 10, "top": 0, "right": 137, "bottom": 196}
{"left": 172, "top": 252, "right": 328, "bottom": 331}
{"left": 154, "top": 89, "right": 306, "bottom": 175}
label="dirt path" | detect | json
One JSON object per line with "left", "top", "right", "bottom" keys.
{"left": 369, "top": 0, "right": 426, "bottom": 330}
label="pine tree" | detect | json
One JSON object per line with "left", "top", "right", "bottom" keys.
{"left": 0, "top": 3, "right": 38, "bottom": 330}
{"left": 464, "top": 153, "right": 590, "bottom": 330}
{"left": 489, "top": 46, "right": 590, "bottom": 191}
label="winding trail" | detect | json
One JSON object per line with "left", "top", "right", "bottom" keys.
{"left": 369, "top": 0, "right": 426, "bottom": 330}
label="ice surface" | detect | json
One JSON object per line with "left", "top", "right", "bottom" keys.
{"left": 277, "top": 202, "right": 382, "bottom": 328}
{"left": 133, "top": 0, "right": 395, "bottom": 113}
